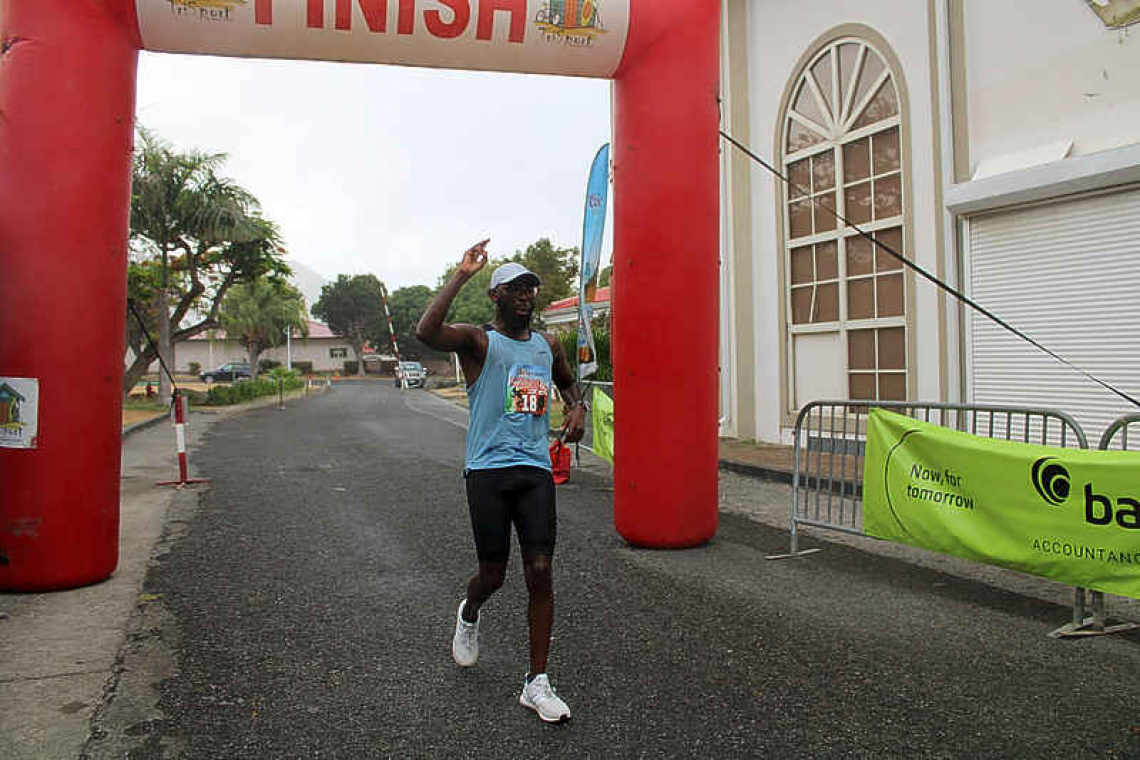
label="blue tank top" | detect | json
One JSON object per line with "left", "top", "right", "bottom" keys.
{"left": 465, "top": 330, "right": 553, "bottom": 472}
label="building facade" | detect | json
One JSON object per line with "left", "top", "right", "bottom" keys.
{"left": 719, "top": 0, "right": 1140, "bottom": 445}
{"left": 153, "top": 321, "right": 388, "bottom": 375}
{"left": 542, "top": 286, "right": 611, "bottom": 332}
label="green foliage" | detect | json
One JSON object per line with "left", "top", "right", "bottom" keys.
{"left": 557, "top": 323, "right": 612, "bottom": 382}
{"left": 124, "top": 127, "right": 288, "bottom": 396}
{"left": 188, "top": 362, "right": 201, "bottom": 375}
{"left": 312, "top": 274, "right": 385, "bottom": 374}
{"left": 382, "top": 284, "right": 444, "bottom": 360}
{"left": 267, "top": 367, "right": 300, "bottom": 382}
{"left": 203, "top": 375, "right": 303, "bottom": 406}
{"left": 219, "top": 279, "right": 308, "bottom": 379}
{"left": 432, "top": 238, "right": 579, "bottom": 329}
{"left": 511, "top": 238, "right": 579, "bottom": 319}
{"left": 597, "top": 264, "right": 613, "bottom": 288}
{"left": 125, "top": 258, "right": 172, "bottom": 371}
{"left": 437, "top": 261, "right": 498, "bottom": 327}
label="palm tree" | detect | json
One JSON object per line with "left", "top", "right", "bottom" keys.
{"left": 127, "top": 129, "right": 285, "bottom": 400}
{"left": 219, "top": 280, "right": 309, "bottom": 380}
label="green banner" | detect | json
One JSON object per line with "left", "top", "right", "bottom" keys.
{"left": 591, "top": 389, "right": 614, "bottom": 465}
{"left": 863, "top": 408, "right": 1140, "bottom": 599}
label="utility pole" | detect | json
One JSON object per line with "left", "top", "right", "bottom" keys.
{"left": 379, "top": 283, "right": 402, "bottom": 387}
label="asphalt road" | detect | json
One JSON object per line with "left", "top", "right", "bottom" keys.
{"left": 87, "top": 382, "right": 1140, "bottom": 758}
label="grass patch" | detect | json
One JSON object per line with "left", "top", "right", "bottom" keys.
{"left": 123, "top": 397, "right": 167, "bottom": 412}
{"left": 549, "top": 404, "right": 565, "bottom": 432}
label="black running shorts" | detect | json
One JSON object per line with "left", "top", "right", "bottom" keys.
{"left": 464, "top": 466, "right": 557, "bottom": 563}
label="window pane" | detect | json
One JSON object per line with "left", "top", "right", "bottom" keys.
{"left": 792, "top": 80, "right": 827, "bottom": 127}
{"left": 844, "top": 181, "right": 872, "bottom": 225}
{"left": 849, "top": 373, "right": 876, "bottom": 401}
{"left": 852, "top": 52, "right": 884, "bottom": 115}
{"left": 812, "top": 151, "right": 835, "bottom": 191}
{"left": 875, "top": 227, "right": 903, "bottom": 271}
{"left": 813, "top": 193, "right": 837, "bottom": 233}
{"left": 815, "top": 283, "right": 838, "bottom": 322}
{"left": 846, "top": 234, "right": 873, "bottom": 276}
{"left": 815, "top": 240, "right": 838, "bottom": 280}
{"left": 853, "top": 77, "right": 898, "bottom": 130}
{"left": 879, "top": 373, "right": 906, "bottom": 401}
{"left": 838, "top": 43, "right": 861, "bottom": 108}
{"left": 873, "top": 126, "right": 900, "bottom": 174}
{"left": 848, "top": 329, "right": 875, "bottom": 370}
{"left": 788, "top": 159, "right": 810, "bottom": 198}
{"left": 810, "top": 54, "right": 834, "bottom": 119}
{"left": 878, "top": 327, "right": 906, "bottom": 369}
{"left": 876, "top": 273, "right": 904, "bottom": 317}
{"left": 843, "top": 137, "right": 870, "bottom": 183}
{"left": 847, "top": 278, "right": 874, "bottom": 320}
{"left": 791, "top": 286, "right": 813, "bottom": 324}
{"left": 791, "top": 245, "right": 813, "bottom": 285}
{"left": 873, "top": 173, "right": 902, "bottom": 219}
{"left": 788, "top": 120, "right": 825, "bottom": 153}
{"left": 789, "top": 199, "right": 813, "bottom": 239}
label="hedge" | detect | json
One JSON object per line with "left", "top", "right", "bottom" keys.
{"left": 204, "top": 373, "right": 304, "bottom": 406}
{"left": 558, "top": 325, "right": 612, "bottom": 383}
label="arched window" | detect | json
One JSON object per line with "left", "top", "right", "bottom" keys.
{"left": 782, "top": 36, "right": 907, "bottom": 404}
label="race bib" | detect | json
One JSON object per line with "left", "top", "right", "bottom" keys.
{"left": 505, "top": 364, "right": 550, "bottom": 416}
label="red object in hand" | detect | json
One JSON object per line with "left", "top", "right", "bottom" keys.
{"left": 549, "top": 440, "right": 572, "bottom": 485}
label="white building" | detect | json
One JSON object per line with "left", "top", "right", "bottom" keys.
{"left": 717, "top": 0, "right": 1140, "bottom": 445}
{"left": 170, "top": 320, "right": 388, "bottom": 375}
{"left": 542, "top": 286, "right": 611, "bottom": 332}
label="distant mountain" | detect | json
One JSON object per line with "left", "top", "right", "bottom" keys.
{"left": 286, "top": 259, "right": 329, "bottom": 317}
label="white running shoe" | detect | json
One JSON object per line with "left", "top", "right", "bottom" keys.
{"left": 452, "top": 600, "right": 479, "bottom": 667}
{"left": 519, "top": 673, "right": 571, "bottom": 723}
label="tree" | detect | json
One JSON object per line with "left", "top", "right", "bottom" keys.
{"left": 219, "top": 280, "right": 309, "bottom": 380}
{"left": 430, "top": 238, "right": 579, "bottom": 331}
{"left": 126, "top": 128, "right": 288, "bottom": 398}
{"left": 598, "top": 263, "right": 613, "bottom": 289}
{"left": 311, "top": 274, "right": 386, "bottom": 376}
{"left": 380, "top": 285, "right": 446, "bottom": 361}
{"left": 436, "top": 259, "right": 500, "bottom": 327}
{"left": 511, "top": 238, "right": 579, "bottom": 320}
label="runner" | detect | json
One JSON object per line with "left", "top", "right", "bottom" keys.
{"left": 415, "top": 239, "right": 587, "bottom": 723}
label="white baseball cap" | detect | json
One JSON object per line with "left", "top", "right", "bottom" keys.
{"left": 489, "top": 262, "right": 541, "bottom": 290}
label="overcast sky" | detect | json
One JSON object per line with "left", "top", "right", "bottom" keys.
{"left": 135, "top": 50, "right": 614, "bottom": 294}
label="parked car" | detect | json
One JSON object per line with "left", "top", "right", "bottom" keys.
{"left": 199, "top": 361, "right": 251, "bottom": 383}
{"left": 395, "top": 361, "right": 428, "bottom": 388}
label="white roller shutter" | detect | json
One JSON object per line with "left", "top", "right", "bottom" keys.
{"left": 966, "top": 186, "right": 1140, "bottom": 446}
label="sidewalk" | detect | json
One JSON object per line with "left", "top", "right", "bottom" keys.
{"left": 717, "top": 437, "right": 796, "bottom": 481}
{"left": 2, "top": 390, "right": 322, "bottom": 760}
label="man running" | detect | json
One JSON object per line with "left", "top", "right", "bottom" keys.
{"left": 415, "top": 239, "right": 586, "bottom": 724}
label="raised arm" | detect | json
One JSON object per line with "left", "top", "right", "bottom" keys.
{"left": 415, "top": 240, "right": 490, "bottom": 354}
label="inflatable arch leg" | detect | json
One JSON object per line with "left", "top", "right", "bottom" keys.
{"left": 612, "top": 1, "right": 720, "bottom": 548}
{"left": 0, "top": 0, "right": 718, "bottom": 590}
{"left": 0, "top": 0, "right": 140, "bottom": 590}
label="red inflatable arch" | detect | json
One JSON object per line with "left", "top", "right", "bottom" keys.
{"left": 0, "top": 0, "right": 718, "bottom": 590}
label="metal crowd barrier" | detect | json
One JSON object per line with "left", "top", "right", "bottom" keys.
{"left": 769, "top": 400, "right": 1088, "bottom": 559}
{"left": 1099, "top": 413, "right": 1140, "bottom": 451}
{"left": 766, "top": 400, "right": 1117, "bottom": 638}
{"left": 1060, "top": 414, "right": 1140, "bottom": 638}
{"left": 574, "top": 381, "right": 614, "bottom": 462}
